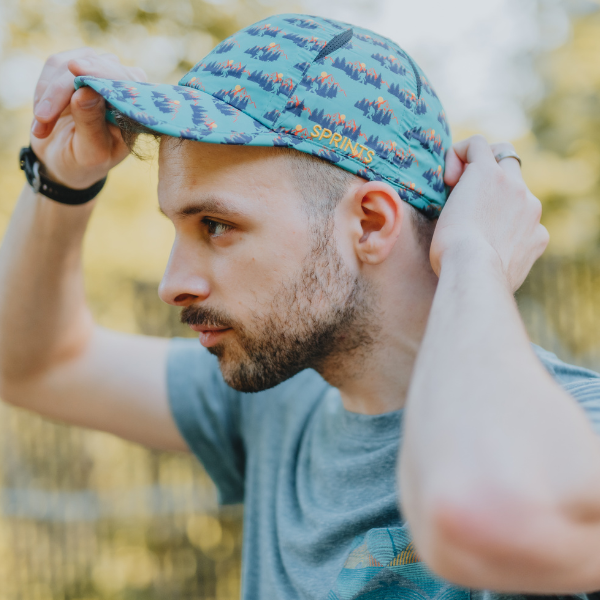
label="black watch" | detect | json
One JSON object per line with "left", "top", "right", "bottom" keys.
{"left": 19, "top": 146, "right": 107, "bottom": 205}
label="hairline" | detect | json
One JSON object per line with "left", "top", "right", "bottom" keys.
{"left": 113, "top": 110, "right": 436, "bottom": 251}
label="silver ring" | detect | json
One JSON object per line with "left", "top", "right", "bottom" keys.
{"left": 494, "top": 150, "right": 522, "bottom": 167}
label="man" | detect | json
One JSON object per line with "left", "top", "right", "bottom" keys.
{"left": 2, "top": 13, "right": 600, "bottom": 600}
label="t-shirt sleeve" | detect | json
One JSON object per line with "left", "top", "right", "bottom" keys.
{"left": 166, "top": 337, "right": 245, "bottom": 505}
{"left": 533, "top": 344, "right": 600, "bottom": 437}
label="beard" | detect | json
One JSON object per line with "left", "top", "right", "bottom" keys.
{"left": 180, "top": 229, "right": 377, "bottom": 393}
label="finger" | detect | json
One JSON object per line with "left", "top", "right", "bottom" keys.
{"left": 34, "top": 48, "right": 96, "bottom": 110}
{"left": 107, "top": 122, "right": 128, "bottom": 152}
{"left": 444, "top": 146, "right": 466, "bottom": 187}
{"left": 491, "top": 142, "right": 522, "bottom": 179}
{"left": 68, "top": 56, "right": 147, "bottom": 83}
{"left": 32, "top": 67, "right": 80, "bottom": 139}
{"left": 450, "top": 134, "right": 497, "bottom": 169}
{"left": 34, "top": 68, "right": 76, "bottom": 127}
{"left": 537, "top": 224, "right": 550, "bottom": 257}
{"left": 70, "top": 87, "right": 115, "bottom": 168}
{"left": 34, "top": 53, "right": 140, "bottom": 135}
{"left": 100, "top": 53, "right": 120, "bottom": 62}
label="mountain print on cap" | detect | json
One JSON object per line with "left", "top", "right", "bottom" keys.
{"left": 75, "top": 13, "right": 452, "bottom": 217}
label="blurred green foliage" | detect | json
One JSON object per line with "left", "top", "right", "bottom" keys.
{"left": 519, "top": 9, "right": 600, "bottom": 255}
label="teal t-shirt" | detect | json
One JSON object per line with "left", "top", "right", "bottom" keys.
{"left": 167, "top": 339, "right": 600, "bottom": 600}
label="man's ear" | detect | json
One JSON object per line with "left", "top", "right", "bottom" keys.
{"left": 351, "top": 181, "right": 404, "bottom": 265}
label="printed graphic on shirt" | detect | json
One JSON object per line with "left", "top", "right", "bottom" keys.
{"left": 328, "top": 527, "right": 598, "bottom": 600}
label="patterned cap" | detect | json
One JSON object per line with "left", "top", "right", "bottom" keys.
{"left": 74, "top": 14, "right": 451, "bottom": 217}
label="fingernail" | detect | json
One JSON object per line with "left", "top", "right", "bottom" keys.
{"left": 74, "top": 58, "right": 92, "bottom": 69}
{"left": 35, "top": 99, "right": 52, "bottom": 119}
{"left": 79, "top": 96, "right": 101, "bottom": 109}
{"left": 31, "top": 119, "right": 45, "bottom": 136}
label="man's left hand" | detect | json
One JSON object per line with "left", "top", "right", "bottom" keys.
{"left": 430, "top": 135, "right": 549, "bottom": 291}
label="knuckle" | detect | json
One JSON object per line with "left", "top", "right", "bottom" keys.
{"left": 491, "top": 166, "right": 509, "bottom": 186}
{"left": 524, "top": 187, "right": 541, "bottom": 207}
{"left": 470, "top": 134, "right": 488, "bottom": 146}
{"left": 46, "top": 54, "right": 62, "bottom": 68}
{"left": 537, "top": 226, "right": 550, "bottom": 250}
{"left": 514, "top": 181, "right": 528, "bottom": 200}
{"left": 491, "top": 141, "right": 515, "bottom": 154}
{"left": 530, "top": 195, "right": 543, "bottom": 220}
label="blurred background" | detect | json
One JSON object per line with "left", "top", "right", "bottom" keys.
{"left": 1, "top": 0, "right": 600, "bottom": 598}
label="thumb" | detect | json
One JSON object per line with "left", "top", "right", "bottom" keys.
{"left": 70, "top": 87, "right": 114, "bottom": 166}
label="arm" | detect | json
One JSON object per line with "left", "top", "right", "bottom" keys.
{"left": 399, "top": 136, "right": 600, "bottom": 592}
{"left": 0, "top": 49, "right": 186, "bottom": 451}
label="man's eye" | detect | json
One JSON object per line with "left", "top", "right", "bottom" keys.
{"left": 203, "top": 218, "right": 233, "bottom": 237}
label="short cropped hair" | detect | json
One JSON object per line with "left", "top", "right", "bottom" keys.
{"left": 114, "top": 111, "right": 436, "bottom": 253}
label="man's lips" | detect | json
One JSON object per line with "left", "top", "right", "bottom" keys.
{"left": 188, "top": 324, "right": 231, "bottom": 333}
{"left": 188, "top": 324, "right": 232, "bottom": 348}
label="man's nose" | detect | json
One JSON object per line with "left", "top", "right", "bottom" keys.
{"left": 158, "top": 241, "right": 210, "bottom": 307}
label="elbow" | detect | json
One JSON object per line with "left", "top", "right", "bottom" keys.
{"left": 414, "top": 493, "right": 571, "bottom": 591}
{"left": 0, "top": 374, "right": 30, "bottom": 407}
{"left": 0, "top": 354, "right": 35, "bottom": 406}
{"left": 0, "top": 359, "right": 50, "bottom": 408}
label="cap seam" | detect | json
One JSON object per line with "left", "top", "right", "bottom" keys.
{"left": 326, "top": 43, "right": 411, "bottom": 187}
{"left": 270, "top": 19, "right": 345, "bottom": 131}
{"left": 270, "top": 57, "right": 315, "bottom": 130}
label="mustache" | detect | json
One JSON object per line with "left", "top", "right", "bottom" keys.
{"left": 180, "top": 305, "right": 234, "bottom": 329}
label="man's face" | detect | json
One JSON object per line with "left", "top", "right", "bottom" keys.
{"left": 157, "top": 140, "right": 375, "bottom": 393}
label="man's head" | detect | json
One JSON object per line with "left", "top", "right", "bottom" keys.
{"left": 127, "top": 126, "right": 436, "bottom": 393}
{"left": 81, "top": 12, "right": 451, "bottom": 392}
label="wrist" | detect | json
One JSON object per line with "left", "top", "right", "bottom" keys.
{"left": 438, "top": 240, "right": 507, "bottom": 285}
{"left": 42, "top": 164, "right": 76, "bottom": 190}
{"left": 42, "top": 162, "right": 106, "bottom": 191}
{"left": 20, "top": 146, "right": 107, "bottom": 205}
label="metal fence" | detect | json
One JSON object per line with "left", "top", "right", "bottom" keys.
{"left": 1, "top": 254, "right": 599, "bottom": 600}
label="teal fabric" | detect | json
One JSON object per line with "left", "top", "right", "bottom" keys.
{"left": 74, "top": 14, "right": 451, "bottom": 218}
{"left": 166, "top": 339, "right": 600, "bottom": 600}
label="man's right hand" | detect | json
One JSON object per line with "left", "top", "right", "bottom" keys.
{"left": 31, "top": 48, "right": 147, "bottom": 189}
{"left": 0, "top": 49, "right": 187, "bottom": 453}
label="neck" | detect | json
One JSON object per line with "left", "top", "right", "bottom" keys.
{"left": 321, "top": 256, "right": 438, "bottom": 415}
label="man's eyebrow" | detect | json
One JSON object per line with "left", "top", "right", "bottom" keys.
{"left": 159, "top": 196, "right": 251, "bottom": 219}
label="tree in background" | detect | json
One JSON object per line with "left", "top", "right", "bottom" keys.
{"left": 515, "top": 7, "right": 600, "bottom": 361}
{"left": 522, "top": 5, "right": 600, "bottom": 255}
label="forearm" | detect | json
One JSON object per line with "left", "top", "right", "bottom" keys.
{"left": 400, "top": 246, "right": 600, "bottom": 590}
{"left": 0, "top": 185, "right": 96, "bottom": 387}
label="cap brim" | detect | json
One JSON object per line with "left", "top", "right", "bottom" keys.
{"left": 74, "top": 75, "right": 295, "bottom": 147}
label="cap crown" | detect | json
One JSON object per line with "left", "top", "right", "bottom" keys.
{"left": 179, "top": 14, "right": 451, "bottom": 216}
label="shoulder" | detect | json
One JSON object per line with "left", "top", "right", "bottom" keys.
{"left": 532, "top": 344, "right": 600, "bottom": 387}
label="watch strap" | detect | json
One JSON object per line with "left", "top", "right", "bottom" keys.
{"left": 19, "top": 146, "right": 107, "bottom": 205}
